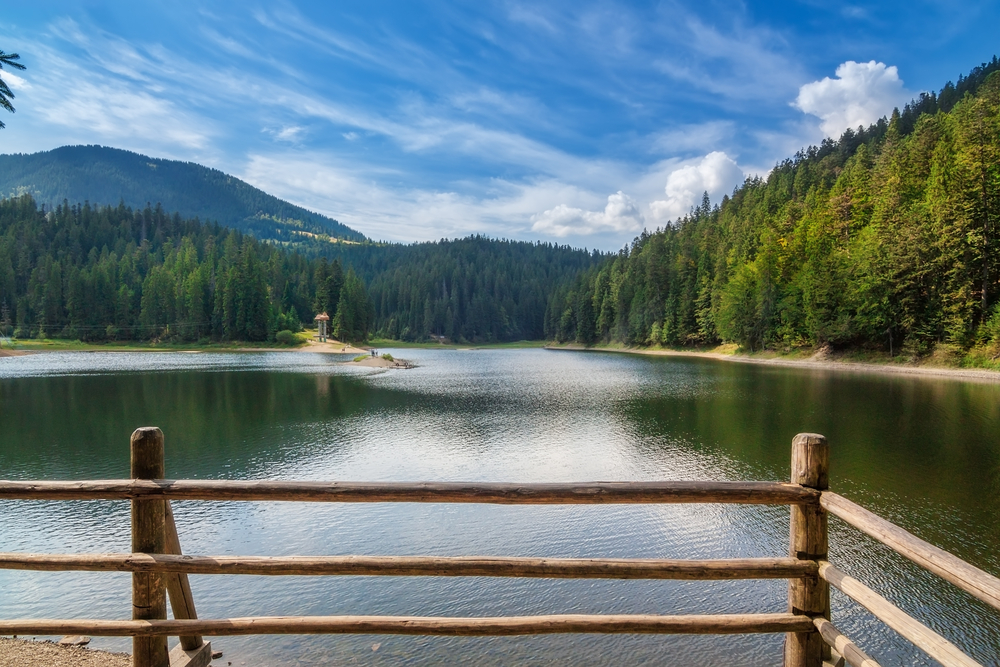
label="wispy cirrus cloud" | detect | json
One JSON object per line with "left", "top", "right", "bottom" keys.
{"left": 6, "top": 1, "right": 980, "bottom": 248}
{"left": 2, "top": 33, "right": 212, "bottom": 154}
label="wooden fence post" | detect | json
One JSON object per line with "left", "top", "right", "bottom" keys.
{"left": 165, "top": 501, "right": 214, "bottom": 667}
{"left": 785, "top": 433, "right": 829, "bottom": 667}
{"left": 131, "top": 427, "right": 169, "bottom": 667}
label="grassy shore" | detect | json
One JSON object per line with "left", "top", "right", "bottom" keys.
{"left": 0, "top": 331, "right": 319, "bottom": 353}
{"left": 0, "top": 335, "right": 551, "bottom": 354}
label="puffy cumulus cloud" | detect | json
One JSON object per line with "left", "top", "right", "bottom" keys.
{"left": 648, "top": 152, "right": 744, "bottom": 223}
{"left": 794, "top": 61, "right": 911, "bottom": 137}
{"left": 531, "top": 191, "right": 644, "bottom": 238}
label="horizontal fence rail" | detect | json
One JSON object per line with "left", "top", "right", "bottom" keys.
{"left": 822, "top": 492, "right": 1000, "bottom": 612}
{"left": 0, "top": 553, "right": 818, "bottom": 580}
{"left": 2, "top": 429, "right": 997, "bottom": 667}
{"left": 0, "top": 613, "right": 815, "bottom": 637}
{"left": 818, "top": 561, "right": 984, "bottom": 667}
{"left": 0, "top": 479, "right": 819, "bottom": 505}
{"left": 812, "top": 617, "right": 882, "bottom": 667}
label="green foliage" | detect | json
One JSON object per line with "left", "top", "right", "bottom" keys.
{"left": 548, "top": 64, "right": 1000, "bottom": 357}
{"left": 275, "top": 329, "right": 297, "bottom": 345}
{"left": 0, "top": 196, "right": 353, "bottom": 342}
{"left": 0, "top": 146, "right": 365, "bottom": 242}
{"left": 275, "top": 310, "right": 302, "bottom": 333}
{"left": 325, "top": 236, "right": 600, "bottom": 343}
{"left": 353, "top": 354, "right": 369, "bottom": 362}
{"left": 381, "top": 353, "right": 394, "bottom": 361}
{"left": 332, "top": 268, "right": 373, "bottom": 343}
{"left": 0, "top": 49, "right": 26, "bottom": 130}
{"left": 0, "top": 195, "right": 595, "bottom": 345}
{"left": 717, "top": 263, "right": 761, "bottom": 350}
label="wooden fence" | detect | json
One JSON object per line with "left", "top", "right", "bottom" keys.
{"left": 0, "top": 429, "right": 998, "bottom": 667}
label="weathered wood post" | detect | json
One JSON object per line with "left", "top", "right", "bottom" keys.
{"left": 165, "top": 502, "right": 203, "bottom": 650}
{"left": 165, "top": 501, "right": 214, "bottom": 667}
{"left": 785, "top": 433, "right": 830, "bottom": 667}
{"left": 131, "top": 427, "right": 169, "bottom": 667}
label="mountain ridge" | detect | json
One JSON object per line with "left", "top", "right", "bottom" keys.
{"left": 0, "top": 145, "right": 366, "bottom": 243}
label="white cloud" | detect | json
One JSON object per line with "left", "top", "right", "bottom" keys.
{"left": 32, "top": 60, "right": 210, "bottom": 150}
{"left": 653, "top": 14, "right": 804, "bottom": 102}
{"left": 241, "top": 153, "right": 591, "bottom": 242}
{"left": 3, "top": 70, "right": 30, "bottom": 90}
{"left": 648, "top": 151, "right": 744, "bottom": 223}
{"left": 0, "top": 8, "right": 832, "bottom": 250}
{"left": 507, "top": 5, "right": 558, "bottom": 33}
{"left": 794, "top": 60, "right": 911, "bottom": 137}
{"left": 650, "top": 121, "right": 735, "bottom": 155}
{"left": 271, "top": 126, "right": 304, "bottom": 142}
{"left": 531, "top": 191, "right": 644, "bottom": 238}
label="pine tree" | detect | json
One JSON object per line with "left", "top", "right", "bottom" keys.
{"left": 0, "top": 50, "right": 25, "bottom": 130}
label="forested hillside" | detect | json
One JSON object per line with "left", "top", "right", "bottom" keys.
{"left": 6, "top": 60, "right": 999, "bottom": 352}
{"left": 0, "top": 145, "right": 366, "bottom": 244}
{"left": 0, "top": 196, "right": 371, "bottom": 342}
{"left": 327, "top": 239, "right": 600, "bottom": 341}
{"left": 0, "top": 196, "right": 597, "bottom": 343}
{"left": 547, "top": 59, "right": 1000, "bottom": 361}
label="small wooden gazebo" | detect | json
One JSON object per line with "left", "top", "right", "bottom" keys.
{"left": 315, "top": 312, "right": 330, "bottom": 342}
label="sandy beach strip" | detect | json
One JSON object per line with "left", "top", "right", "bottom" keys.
{"left": 0, "top": 637, "right": 130, "bottom": 667}
{"left": 549, "top": 344, "right": 1000, "bottom": 383}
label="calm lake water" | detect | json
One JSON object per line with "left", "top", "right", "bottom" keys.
{"left": 1, "top": 349, "right": 998, "bottom": 666}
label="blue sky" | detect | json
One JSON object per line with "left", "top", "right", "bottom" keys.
{"left": 1, "top": 1, "right": 997, "bottom": 249}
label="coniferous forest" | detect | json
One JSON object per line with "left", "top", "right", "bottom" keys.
{"left": 2, "top": 60, "right": 999, "bottom": 357}
{"left": 0, "top": 196, "right": 368, "bottom": 342}
{"left": 328, "top": 239, "right": 600, "bottom": 342}
{"left": 0, "top": 196, "right": 598, "bottom": 343}
{"left": 546, "top": 61, "right": 1000, "bottom": 360}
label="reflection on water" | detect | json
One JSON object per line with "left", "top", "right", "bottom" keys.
{"left": 1, "top": 349, "right": 999, "bottom": 666}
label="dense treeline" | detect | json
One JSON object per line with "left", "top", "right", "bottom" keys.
{"left": 0, "top": 197, "right": 598, "bottom": 344}
{"left": 0, "top": 145, "right": 366, "bottom": 244}
{"left": 0, "top": 196, "right": 372, "bottom": 342}
{"left": 325, "top": 238, "right": 601, "bottom": 341}
{"left": 547, "top": 61, "right": 1000, "bottom": 360}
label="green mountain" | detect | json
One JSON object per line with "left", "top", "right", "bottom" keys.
{"left": 0, "top": 145, "right": 366, "bottom": 243}
{"left": 547, "top": 58, "right": 1000, "bottom": 364}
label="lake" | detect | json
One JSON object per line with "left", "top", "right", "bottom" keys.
{"left": 1, "top": 348, "right": 998, "bottom": 666}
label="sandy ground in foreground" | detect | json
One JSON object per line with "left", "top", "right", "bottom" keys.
{"left": 550, "top": 344, "right": 1000, "bottom": 382}
{"left": 0, "top": 637, "right": 130, "bottom": 667}
{"left": 293, "top": 338, "right": 367, "bottom": 354}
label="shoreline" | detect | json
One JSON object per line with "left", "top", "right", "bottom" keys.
{"left": 547, "top": 343, "right": 1000, "bottom": 383}
{"left": 0, "top": 337, "right": 368, "bottom": 356}
{"left": 0, "top": 637, "right": 129, "bottom": 667}
{"left": 7, "top": 337, "right": 1000, "bottom": 382}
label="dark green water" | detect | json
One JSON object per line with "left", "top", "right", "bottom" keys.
{"left": 0, "top": 349, "right": 998, "bottom": 666}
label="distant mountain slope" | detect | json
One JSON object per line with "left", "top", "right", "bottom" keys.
{"left": 0, "top": 145, "right": 366, "bottom": 243}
